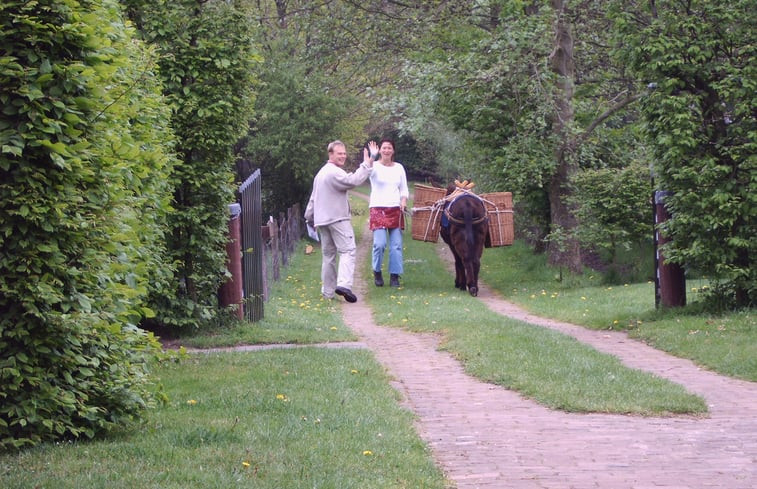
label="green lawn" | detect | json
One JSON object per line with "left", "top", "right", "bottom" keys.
{"left": 1, "top": 349, "right": 447, "bottom": 488}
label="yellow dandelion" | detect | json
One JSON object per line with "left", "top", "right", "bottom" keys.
{"left": 242, "top": 462, "right": 251, "bottom": 468}
{"left": 363, "top": 450, "right": 373, "bottom": 456}
{"left": 613, "top": 320, "right": 619, "bottom": 325}
{"left": 581, "top": 296, "right": 587, "bottom": 300}
{"left": 330, "top": 326, "right": 337, "bottom": 330}
{"left": 186, "top": 399, "right": 197, "bottom": 405}
{"left": 350, "top": 369, "right": 358, "bottom": 374}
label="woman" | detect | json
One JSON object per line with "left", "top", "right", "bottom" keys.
{"left": 368, "top": 139, "right": 409, "bottom": 287}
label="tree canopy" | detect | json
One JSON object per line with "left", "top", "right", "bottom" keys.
{"left": 613, "top": 0, "right": 756, "bottom": 306}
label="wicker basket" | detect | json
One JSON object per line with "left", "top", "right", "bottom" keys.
{"left": 413, "top": 184, "right": 446, "bottom": 206}
{"left": 480, "top": 192, "right": 514, "bottom": 247}
{"left": 411, "top": 205, "right": 444, "bottom": 242}
{"left": 410, "top": 184, "right": 447, "bottom": 242}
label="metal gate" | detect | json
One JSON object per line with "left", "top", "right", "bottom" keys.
{"left": 239, "top": 169, "right": 264, "bottom": 321}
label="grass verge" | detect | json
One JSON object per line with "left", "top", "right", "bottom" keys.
{"left": 0, "top": 349, "right": 447, "bottom": 488}
{"left": 480, "top": 241, "right": 756, "bottom": 381}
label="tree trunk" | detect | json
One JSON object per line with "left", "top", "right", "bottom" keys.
{"left": 548, "top": 0, "right": 582, "bottom": 273}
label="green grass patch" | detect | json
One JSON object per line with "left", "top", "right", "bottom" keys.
{"left": 480, "top": 243, "right": 756, "bottom": 382}
{"left": 365, "top": 235, "right": 707, "bottom": 415}
{"left": 172, "top": 251, "right": 356, "bottom": 348}
{"left": 0, "top": 349, "right": 447, "bottom": 489}
{"left": 628, "top": 309, "right": 756, "bottom": 381}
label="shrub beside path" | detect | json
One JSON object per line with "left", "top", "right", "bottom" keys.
{"left": 340, "top": 222, "right": 757, "bottom": 488}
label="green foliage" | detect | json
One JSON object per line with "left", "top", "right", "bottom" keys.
{"left": 0, "top": 0, "right": 174, "bottom": 449}
{"left": 124, "top": 0, "right": 262, "bottom": 327}
{"left": 241, "top": 63, "right": 352, "bottom": 216}
{"left": 237, "top": 1, "right": 468, "bottom": 213}
{"left": 570, "top": 161, "right": 653, "bottom": 271}
{"left": 390, "top": 2, "right": 649, "bottom": 261}
{"left": 398, "top": 5, "right": 558, "bottom": 195}
{"left": 613, "top": 0, "right": 756, "bottom": 307}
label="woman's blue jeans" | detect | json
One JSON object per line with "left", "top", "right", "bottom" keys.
{"left": 372, "top": 227, "right": 403, "bottom": 275}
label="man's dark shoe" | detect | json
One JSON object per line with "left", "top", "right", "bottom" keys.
{"left": 335, "top": 286, "right": 357, "bottom": 303}
{"left": 390, "top": 274, "right": 400, "bottom": 287}
{"left": 374, "top": 271, "right": 384, "bottom": 287}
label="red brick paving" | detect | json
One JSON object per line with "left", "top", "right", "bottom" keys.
{"left": 339, "top": 231, "right": 757, "bottom": 489}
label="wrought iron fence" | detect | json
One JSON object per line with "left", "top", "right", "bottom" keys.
{"left": 239, "top": 169, "right": 264, "bottom": 321}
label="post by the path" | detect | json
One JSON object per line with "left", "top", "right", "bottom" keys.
{"left": 653, "top": 190, "right": 686, "bottom": 308}
{"left": 220, "top": 203, "right": 244, "bottom": 319}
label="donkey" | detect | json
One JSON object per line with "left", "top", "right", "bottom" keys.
{"left": 439, "top": 185, "right": 489, "bottom": 296}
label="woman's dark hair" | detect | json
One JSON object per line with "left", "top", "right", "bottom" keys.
{"left": 378, "top": 139, "right": 395, "bottom": 150}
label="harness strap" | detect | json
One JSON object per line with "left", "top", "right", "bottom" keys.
{"left": 444, "top": 192, "right": 488, "bottom": 226}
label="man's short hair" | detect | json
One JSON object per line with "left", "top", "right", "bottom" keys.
{"left": 328, "top": 140, "right": 345, "bottom": 153}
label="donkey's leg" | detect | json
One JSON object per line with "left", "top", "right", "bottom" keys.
{"left": 465, "top": 259, "right": 478, "bottom": 296}
{"left": 453, "top": 251, "right": 466, "bottom": 290}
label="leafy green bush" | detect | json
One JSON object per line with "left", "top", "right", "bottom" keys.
{"left": 0, "top": 0, "right": 174, "bottom": 449}
{"left": 570, "top": 161, "right": 654, "bottom": 280}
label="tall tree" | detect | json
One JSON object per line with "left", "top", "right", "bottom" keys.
{"left": 613, "top": 0, "right": 756, "bottom": 307}
{"left": 391, "top": 0, "right": 648, "bottom": 270}
{"left": 547, "top": 0, "right": 581, "bottom": 271}
{"left": 239, "top": 0, "right": 464, "bottom": 214}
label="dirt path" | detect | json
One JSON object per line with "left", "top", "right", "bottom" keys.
{"left": 340, "top": 217, "right": 757, "bottom": 488}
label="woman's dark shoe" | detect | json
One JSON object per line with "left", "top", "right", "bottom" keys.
{"left": 390, "top": 274, "right": 400, "bottom": 287}
{"left": 374, "top": 271, "right": 384, "bottom": 287}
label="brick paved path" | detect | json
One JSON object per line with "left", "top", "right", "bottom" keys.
{"left": 340, "top": 227, "right": 757, "bottom": 489}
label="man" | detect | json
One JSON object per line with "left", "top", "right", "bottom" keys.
{"left": 305, "top": 140, "right": 377, "bottom": 302}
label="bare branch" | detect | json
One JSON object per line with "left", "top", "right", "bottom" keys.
{"left": 579, "top": 92, "right": 644, "bottom": 143}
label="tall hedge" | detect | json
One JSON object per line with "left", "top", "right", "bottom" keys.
{"left": 123, "top": 0, "right": 261, "bottom": 328}
{"left": 0, "top": 0, "right": 175, "bottom": 449}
